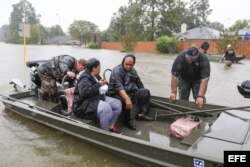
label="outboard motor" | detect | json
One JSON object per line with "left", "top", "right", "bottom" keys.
{"left": 237, "top": 80, "right": 250, "bottom": 98}
{"left": 26, "top": 60, "right": 44, "bottom": 97}
{"left": 9, "top": 78, "right": 26, "bottom": 92}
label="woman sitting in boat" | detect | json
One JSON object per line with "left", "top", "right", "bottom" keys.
{"left": 73, "top": 58, "right": 122, "bottom": 133}
{"left": 220, "top": 44, "right": 236, "bottom": 67}
{"left": 37, "top": 55, "right": 86, "bottom": 103}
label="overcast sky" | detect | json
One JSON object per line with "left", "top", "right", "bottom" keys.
{"left": 1, "top": 0, "right": 249, "bottom": 32}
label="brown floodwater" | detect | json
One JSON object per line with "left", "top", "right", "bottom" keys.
{"left": 0, "top": 42, "right": 249, "bottom": 166}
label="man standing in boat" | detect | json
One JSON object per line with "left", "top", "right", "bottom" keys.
{"left": 107, "top": 54, "right": 153, "bottom": 130}
{"left": 37, "top": 55, "right": 86, "bottom": 103}
{"left": 220, "top": 44, "right": 236, "bottom": 67}
{"left": 169, "top": 46, "right": 210, "bottom": 108}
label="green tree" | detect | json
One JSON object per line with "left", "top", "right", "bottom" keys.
{"left": 108, "top": 4, "right": 144, "bottom": 42}
{"left": 9, "top": 0, "right": 40, "bottom": 43}
{"left": 47, "top": 25, "right": 65, "bottom": 37}
{"left": 184, "top": 0, "right": 212, "bottom": 29}
{"left": 157, "top": 0, "right": 186, "bottom": 36}
{"left": 207, "top": 21, "right": 224, "bottom": 31}
{"left": 229, "top": 19, "right": 250, "bottom": 32}
{"left": 0, "top": 25, "right": 10, "bottom": 42}
{"left": 68, "top": 20, "right": 100, "bottom": 46}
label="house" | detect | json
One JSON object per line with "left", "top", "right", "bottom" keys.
{"left": 178, "top": 25, "right": 221, "bottom": 40}
{"left": 238, "top": 27, "right": 250, "bottom": 40}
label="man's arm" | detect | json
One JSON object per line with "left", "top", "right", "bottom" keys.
{"left": 196, "top": 77, "right": 209, "bottom": 108}
{"left": 198, "top": 77, "right": 209, "bottom": 97}
{"left": 169, "top": 75, "right": 178, "bottom": 102}
{"left": 119, "top": 90, "right": 132, "bottom": 109}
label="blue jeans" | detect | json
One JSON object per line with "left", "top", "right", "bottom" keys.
{"left": 178, "top": 79, "right": 200, "bottom": 101}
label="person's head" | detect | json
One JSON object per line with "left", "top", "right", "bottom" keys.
{"left": 86, "top": 58, "right": 101, "bottom": 75}
{"left": 122, "top": 54, "right": 136, "bottom": 72}
{"left": 76, "top": 59, "right": 86, "bottom": 72}
{"left": 227, "top": 44, "right": 232, "bottom": 49}
{"left": 201, "top": 41, "right": 209, "bottom": 51}
{"left": 185, "top": 46, "right": 199, "bottom": 63}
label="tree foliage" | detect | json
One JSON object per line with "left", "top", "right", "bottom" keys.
{"left": 229, "top": 19, "right": 250, "bottom": 32}
{"left": 207, "top": 21, "right": 225, "bottom": 31}
{"left": 107, "top": 0, "right": 212, "bottom": 42}
{"left": 8, "top": 0, "right": 40, "bottom": 43}
{"left": 68, "top": 20, "right": 100, "bottom": 45}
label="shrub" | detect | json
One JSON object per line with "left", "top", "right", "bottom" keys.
{"left": 121, "top": 32, "right": 137, "bottom": 52}
{"left": 88, "top": 43, "right": 100, "bottom": 49}
{"left": 216, "top": 35, "right": 239, "bottom": 54}
{"left": 156, "top": 36, "right": 178, "bottom": 54}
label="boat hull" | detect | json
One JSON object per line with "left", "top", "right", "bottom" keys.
{"left": 2, "top": 91, "right": 248, "bottom": 167}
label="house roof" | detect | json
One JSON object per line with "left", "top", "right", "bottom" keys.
{"left": 178, "top": 26, "right": 221, "bottom": 39}
{"left": 238, "top": 27, "right": 250, "bottom": 35}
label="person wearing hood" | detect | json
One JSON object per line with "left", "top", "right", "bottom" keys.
{"left": 220, "top": 44, "right": 236, "bottom": 67}
{"left": 73, "top": 58, "right": 122, "bottom": 133}
{"left": 107, "top": 54, "right": 153, "bottom": 130}
{"left": 37, "top": 55, "right": 86, "bottom": 103}
{"left": 169, "top": 46, "right": 210, "bottom": 108}
{"left": 200, "top": 41, "right": 209, "bottom": 54}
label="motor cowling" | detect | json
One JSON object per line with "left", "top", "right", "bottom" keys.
{"left": 237, "top": 80, "right": 250, "bottom": 98}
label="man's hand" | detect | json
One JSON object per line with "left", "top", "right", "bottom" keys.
{"left": 125, "top": 98, "right": 132, "bottom": 109}
{"left": 196, "top": 97, "right": 204, "bottom": 108}
{"left": 169, "top": 92, "right": 177, "bottom": 103}
{"left": 67, "top": 71, "right": 76, "bottom": 79}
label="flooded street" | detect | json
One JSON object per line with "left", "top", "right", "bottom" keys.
{"left": 0, "top": 42, "right": 250, "bottom": 167}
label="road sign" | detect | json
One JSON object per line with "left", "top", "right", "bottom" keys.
{"left": 19, "top": 23, "right": 30, "bottom": 38}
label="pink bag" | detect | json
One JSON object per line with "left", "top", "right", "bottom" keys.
{"left": 170, "top": 116, "right": 202, "bottom": 138}
{"left": 64, "top": 87, "right": 75, "bottom": 113}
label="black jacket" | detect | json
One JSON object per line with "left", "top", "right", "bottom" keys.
{"left": 73, "top": 70, "right": 101, "bottom": 118}
{"left": 107, "top": 64, "right": 144, "bottom": 97}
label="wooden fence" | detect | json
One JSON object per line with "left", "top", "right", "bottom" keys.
{"left": 101, "top": 40, "right": 250, "bottom": 57}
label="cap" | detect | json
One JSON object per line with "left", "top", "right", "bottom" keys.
{"left": 86, "top": 58, "right": 100, "bottom": 70}
{"left": 186, "top": 46, "right": 199, "bottom": 57}
{"left": 227, "top": 44, "right": 232, "bottom": 49}
{"left": 201, "top": 41, "right": 209, "bottom": 50}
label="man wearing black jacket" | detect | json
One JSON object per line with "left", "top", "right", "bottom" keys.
{"left": 107, "top": 54, "right": 153, "bottom": 130}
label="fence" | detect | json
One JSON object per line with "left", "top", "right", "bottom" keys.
{"left": 101, "top": 40, "right": 250, "bottom": 57}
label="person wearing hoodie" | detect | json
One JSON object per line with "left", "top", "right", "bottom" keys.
{"left": 73, "top": 58, "right": 122, "bottom": 133}
{"left": 107, "top": 54, "right": 153, "bottom": 130}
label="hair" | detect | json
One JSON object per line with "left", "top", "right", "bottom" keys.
{"left": 201, "top": 41, "right": 209, "bottom": 50}
{"left": 78, "top": 59, "right": 86, "bottom": 66}
{"left": 86, "top": 58, "right": 100, "bottom": 72}
{"left": 122, "top": 54, "right": 136, "bottom": 65}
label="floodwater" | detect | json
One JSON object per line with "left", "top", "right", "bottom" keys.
{"left": 0, "top": 42, "right": 249, "bottom": 167}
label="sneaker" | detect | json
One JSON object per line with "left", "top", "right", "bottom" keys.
{"left": 108, "top": 127, "right": 122, "bottom": 134}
